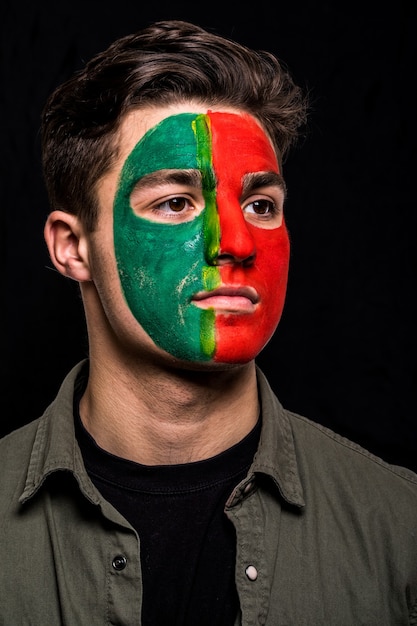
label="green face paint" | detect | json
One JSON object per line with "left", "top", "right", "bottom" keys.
{"left": 113, "top": 113, "right": 220, "bottom": 361}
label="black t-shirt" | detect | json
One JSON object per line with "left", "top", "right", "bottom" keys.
{"left": 74, "top": 380, "right": 260, "bottom": 626}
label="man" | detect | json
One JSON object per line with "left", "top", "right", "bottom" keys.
{"left": 1, "top": 19, "right": 416, "bottom": 625}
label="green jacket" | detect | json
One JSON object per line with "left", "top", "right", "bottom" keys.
{"left": 1, "top": 361, "right": 417, "bottom": 625}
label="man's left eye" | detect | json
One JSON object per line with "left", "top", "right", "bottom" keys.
{"left": 245, "top": 199, "right": 276, "bottom": 215}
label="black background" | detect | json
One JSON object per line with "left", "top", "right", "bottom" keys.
{"left": 3, "top": 1, "right": 416, "bottom": 471}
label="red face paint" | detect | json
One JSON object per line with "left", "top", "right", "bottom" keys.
{"left": 208, "top": 112, "right": 290, "bottom": 362}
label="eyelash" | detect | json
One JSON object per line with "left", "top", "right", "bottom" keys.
{"left": 151, "top": 196, "right": 198, "bottom": 217}
{"left": 244, "top": 198, "right": 280, "bottom": 217}
{"left": 150, "top": 195, "right": 281, "bottom": 217}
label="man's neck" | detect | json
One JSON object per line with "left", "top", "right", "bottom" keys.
{"left": 79, "top": 357, "right": 259, "bottom": 465}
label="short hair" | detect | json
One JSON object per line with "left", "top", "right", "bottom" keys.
{"left": 41, "top": 20, "right": 308, "bottom": 231}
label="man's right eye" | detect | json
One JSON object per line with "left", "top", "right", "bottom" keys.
{"left": 156, "top": 197, "right": 190, "bottom": 213}
{"left": 133, "top": 194, "right": 203, "bottom": 223}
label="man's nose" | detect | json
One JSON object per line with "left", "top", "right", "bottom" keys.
{"left": 205, "top": 197, "right": 256, "bottom": 266}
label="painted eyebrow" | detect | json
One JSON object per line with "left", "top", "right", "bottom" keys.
{"left": 241, "top": 171, "right": 287, "bottom": 198}
{"left": 131, "top": 169, "right": 203, "bottom": 193}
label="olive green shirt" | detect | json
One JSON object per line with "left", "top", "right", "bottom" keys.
{"left": 1, "top": 361, "right": 417, "bottom": 625}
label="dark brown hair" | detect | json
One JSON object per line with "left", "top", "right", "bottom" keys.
{"left": 41, "top": 20, "right": 308, "bottom": 231}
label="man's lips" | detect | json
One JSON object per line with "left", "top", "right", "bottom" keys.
{"left": 191, "top": 286, "right": 260, "bottom": 313}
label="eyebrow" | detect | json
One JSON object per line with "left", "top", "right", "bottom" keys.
{"left": 131, "top": 169, "right": 202, "bottom": 193}
{"left": 130, "top": 169, "right": 286, "bottom": 197}
{"left": 241, "top": 171, "right": 287, "bottom": 198}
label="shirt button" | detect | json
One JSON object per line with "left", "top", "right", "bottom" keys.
{"left": 245, "top": 565, "right": 258, "bottom": 581}
{"left": 243, "top": 481, "right": 255, "bottom": 494}
{"left": 112, "top": 555, "right": 127, "bottom": 571}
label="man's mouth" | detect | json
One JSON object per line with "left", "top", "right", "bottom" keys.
{"left": 191, "top": 286, "right": 260, "bottom": 313}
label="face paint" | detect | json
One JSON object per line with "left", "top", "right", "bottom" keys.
{"left": 113, "top": 111, "right": 290, "bottom": 363}
{"left": 209, "top": 112, "right": 290, "bottom": 362}
{"left": 114, "top": 113, "right": 218, "bottom": 361}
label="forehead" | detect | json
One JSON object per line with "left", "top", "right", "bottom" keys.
{"left": 116, "top": 105, "right": 279, "bottom": 171}
{"left": 115, "top": 108, "right": 280, "bottom": 190}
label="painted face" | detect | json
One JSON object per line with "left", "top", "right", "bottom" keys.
{"left": 113, "top": 111, "right": 290, "bottom": 363}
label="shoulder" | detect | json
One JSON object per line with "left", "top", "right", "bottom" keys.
{"left": 0, "top": 419, "right": 41, "bottom": 469}
{"left": 286, "top": 408, "right": 417, "bottom": 499}
{"left": 256, "top": 366, "right": 417, "bottom": 513}
{"left": 0, "top": 419, "right": 42, "bottom": 514}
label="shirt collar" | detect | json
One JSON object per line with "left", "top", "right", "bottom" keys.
{"left": 20, "top": 360, "right": 99, "bottom": 505}
{"left": 20, "top": 360, "right": 305, "bottom": 509}
{"left": 251, "top": 366, "right": 305, "bottom": 508}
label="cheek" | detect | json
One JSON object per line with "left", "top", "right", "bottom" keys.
{"left": 214, "top": 223, "right": 290, "bottom": 363}
{"left": 115, "top": 217, "right": 204, "bottom": 313}
{"left": 255, "top": 224, "right": 290, "bottom": 293}
{"left": 114, "top": 214, "right": 222, "bottom": 361}
{"left": 86, "top": 234, "right": 131, "bottom": 333}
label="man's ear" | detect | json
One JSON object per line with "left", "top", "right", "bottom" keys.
{"left": 44, "top": 210, "right": 92, "bottom": 282}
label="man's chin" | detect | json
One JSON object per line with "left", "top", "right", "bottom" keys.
{"left": 161, "top": 353, "right": 256, "bottom": 374}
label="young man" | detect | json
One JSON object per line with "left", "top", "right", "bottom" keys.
{"left": 1, "top": 20, "right": 416, "bottom": 625}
